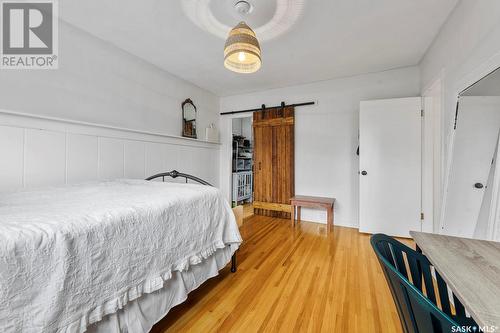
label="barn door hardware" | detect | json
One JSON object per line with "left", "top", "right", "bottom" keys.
{"left": 220, "top": 101, "right": 315, "bottom": 115}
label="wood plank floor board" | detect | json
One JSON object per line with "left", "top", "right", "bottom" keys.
{"left": 152, "top": 216, "right": 405, "bottom": 333}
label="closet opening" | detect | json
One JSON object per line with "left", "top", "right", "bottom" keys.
{"left": 232, "top": 117, "right": 254, "bottom": 217}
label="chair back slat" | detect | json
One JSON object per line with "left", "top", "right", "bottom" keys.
{"left": 383, "top": 268, "right": 415, "bottom": 333}
{"left": 406, "top": 255, "right": 422, "bottom": 290}
{"left": 378, "top": 242, "right": 395, "bottom": 266}
{"left": 370, "top": 234, "right": 475, "bottom": 333}
{"left": 392, "top": 247, "right": 409, "bottom": 279}
{"left": 435, "top": 271, "right": 452, "bottom": 316}
{"left": 453, "top": 294, "right": 466, "bottom": 317}
{"left": 419, "top": 257, "right": 437, "bottom": 304}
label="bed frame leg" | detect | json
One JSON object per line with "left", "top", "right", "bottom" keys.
{"left": 231, "top": 253, "right": 237, "bottom": 273}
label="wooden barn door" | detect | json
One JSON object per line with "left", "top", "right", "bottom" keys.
{"left": 253, "top": 107, "right": 295, "bottom": 218}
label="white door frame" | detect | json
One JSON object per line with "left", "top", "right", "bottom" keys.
{"left": 219, "top": 112, "right": 253, "bottom": 203}
{"left": 439, "top": 53, "right": 500, "bottom": 234}
{"left": 422, "top": 73, "right": 444, "bottom": 233}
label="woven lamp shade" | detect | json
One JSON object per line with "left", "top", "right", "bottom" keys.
{"left": 224, "top": 21, "right": 261, "bottom": 73}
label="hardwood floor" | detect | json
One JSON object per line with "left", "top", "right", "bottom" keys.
{"left": 152, "top": 215, "right": 406, "bottom": 333}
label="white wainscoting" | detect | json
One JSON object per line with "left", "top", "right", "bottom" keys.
{"left": 0, "top": 110, "right": 220, "bottom": 192}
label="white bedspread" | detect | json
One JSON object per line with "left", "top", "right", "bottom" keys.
{"left": 0, "top": 180, "right": 242, "bottom": 333}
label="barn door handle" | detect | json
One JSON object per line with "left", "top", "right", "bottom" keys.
{"left": 361, "top": 170, "right": 368, "bottom": 176}
{"left": 474, "top": 183, "right": 484, "bottom": 189}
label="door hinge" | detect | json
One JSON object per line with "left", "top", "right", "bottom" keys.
{"left": 420, "top": 212, "right": 424, "bottom": 220}
{"left": 421, "top": 109, "right": 424, "bottom": 117}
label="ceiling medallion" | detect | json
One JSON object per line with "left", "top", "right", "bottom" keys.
{"left": 181, "top": 0, "right": 306, "bottom": 42}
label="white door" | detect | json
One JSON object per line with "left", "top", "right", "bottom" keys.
{"left": 359, "top": 97, "right": 422, "bottom": 237}
{"left": 441, "top": 96, "right": 500, "bottom": 237}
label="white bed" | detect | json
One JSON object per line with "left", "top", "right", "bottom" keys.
{"left": 0, "top": 179, "right": 242, "bottom": 333}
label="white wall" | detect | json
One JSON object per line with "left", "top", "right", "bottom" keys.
{"left": 232, "top": 118, "right": 243, "bottom": 136}
{"left": 231, "top": 117, "right": 252, "bottom": 140}
{"left": 220, "top": 66, "right": 420, "bottom": 228}
{"left": 0, "top": 20, "right": 221, "bottom": 190}
{"left": 241, "top": 117, "right": 253, "bottom": 141}
{"left": 420, "top": 1, "right": 500, "bottom": 171}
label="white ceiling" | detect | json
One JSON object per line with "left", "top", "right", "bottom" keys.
{"left": 61, "top": 0, "right": 458, "bottom": 96}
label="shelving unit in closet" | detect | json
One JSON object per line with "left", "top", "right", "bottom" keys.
{"left": 232, "top": 135, "right": 253, "bottom": 205}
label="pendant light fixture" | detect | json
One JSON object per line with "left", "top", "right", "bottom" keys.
{"left": 224, "top": 2, "right": 261, "bottom": 73}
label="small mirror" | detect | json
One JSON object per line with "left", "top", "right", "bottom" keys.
{"left": 182, "top": 98, "right": 197, "bottom": 138}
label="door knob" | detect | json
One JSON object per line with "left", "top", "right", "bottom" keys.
{"left": 474, "top": 183, "right": 484, "bottom": 189}
{"left": 361, "top": 170, "right": 368, "bottom": 176}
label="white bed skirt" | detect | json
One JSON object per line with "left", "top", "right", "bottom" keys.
{"left": 86, "top": 245, "right": 236, "bottom": 333}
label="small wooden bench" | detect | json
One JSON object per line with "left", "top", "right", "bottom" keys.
{"left": 290, "top": 195, "right": 336, "bottom": 230}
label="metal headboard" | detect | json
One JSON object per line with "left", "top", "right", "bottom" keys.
{"left": 145, "top": 170, "right": 212, "bottom": 186}
{"left": 145, "top": 170, "right": 237, "bottom": 272}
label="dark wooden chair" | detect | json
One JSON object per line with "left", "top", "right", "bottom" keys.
{"left": 370, "top": 234, "right": 478, "bottom": 333}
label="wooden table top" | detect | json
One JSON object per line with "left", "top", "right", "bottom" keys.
{"left": 290, "top": 195, "right": 335, "bottom": 205}
{"left": 410, "top": 231, "right": 500, "bottom": 327}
